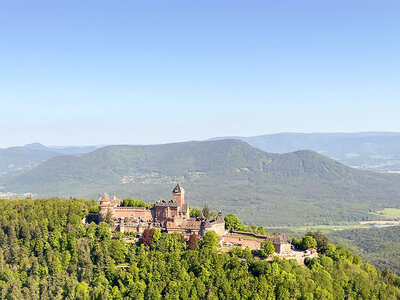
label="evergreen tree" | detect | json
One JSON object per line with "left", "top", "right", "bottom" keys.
{"left": 202, "top": 204, "right": 210, "bottom": 220}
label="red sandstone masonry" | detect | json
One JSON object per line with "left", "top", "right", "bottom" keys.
{"left": 113, "top": 208, "right": 153, "bottom": 219}
{"left": 230, "top": 231, "right": 292, "bottom": 253}
{"left": 222, "top": 236, "right": 261, "bottom": 249}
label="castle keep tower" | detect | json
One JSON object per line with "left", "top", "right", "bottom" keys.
{"left": 173, "top": 184, "right": 185, "bottom": 208}
{"left": 95, "top": 184, "right": 226, "bottom": 238}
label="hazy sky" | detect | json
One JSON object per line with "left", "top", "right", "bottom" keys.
{"left": 0, "top": 1, "right": 399, "bottom": 147}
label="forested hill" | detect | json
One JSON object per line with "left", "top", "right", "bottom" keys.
{"left": 1, "top": 197, "right": 400, "bottom": 299}
{"left": 0, "top": 146, "right": 58, "bottom": 178}
{"left": 211, "top": 132, "right": 400, "bottom": 171}
{"left": 328, "top": 226, "right": 400, "bottom": 275}
{"left": 0, "top": 143, "right": 100, "bottom": 179}
{"left": 3, "top": 139, "right": 400, "bottom": 226}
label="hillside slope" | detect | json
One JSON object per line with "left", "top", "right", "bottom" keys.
{"left": 0, "top": 146, "right": 59, "bottom": 178}
{"left": 328, "top": 226, "right": 400, "bottom": 275}
{"left": 3, "top": 139, "right": 400, "bottom": 226}
{"left": 0, "top": 143, "right": 100, "bottom": 179}
{"left": 211, "top": 132, "right": 400, "bottom": 171}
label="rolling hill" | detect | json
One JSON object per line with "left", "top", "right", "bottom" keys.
{"left": 0, "top": 143, "right": 101, "bottom": 179}
{"left": 211, "top": 132, "right": 400, "bottom": 171}
{"left": 0, "top": 145, "right": 59, "bottom": 178}
{"left": 2, "top": 139, "right": 400, "bottom": 226}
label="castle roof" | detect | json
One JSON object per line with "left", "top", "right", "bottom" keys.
{"left": 154, "top": 201, "right": 179, "bottom": 207}
{"left": 166, "top": 218, "right": 202, "bottom": 231}
{"left": 99, "top": 193, "right": 122, "bottom": 208}
{"left": 173, "top": 184, "right": 184, "bottom": 194}
{"left": 265, "top": 234, "right": 291, "bottom": 245}
{"left": 230, "top": 231, "right": 291, "bottom": 245}
{"left": 99, "top": 193, "right": 110, "bottom": 203}
{"left": 213, "top": 211, "right": 225, "bottom": 224}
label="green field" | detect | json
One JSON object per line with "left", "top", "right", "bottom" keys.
{"left": 372, "top": 208, "right": 400, "bottom": 219}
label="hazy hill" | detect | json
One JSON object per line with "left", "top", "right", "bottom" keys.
{"left": 0, "top": 143, "right": 100, "bottom": 179}
{"left": 211, "top": 132, "right": 400, "bottom": 171}
{"left": 0, "top": 145, "right": 58, "bottom": 178}
{"left": 3, "top": 139, "right": 400, "bottom": 226}
{"left": 24, "top": 142, "right": 100, "bottom": 155}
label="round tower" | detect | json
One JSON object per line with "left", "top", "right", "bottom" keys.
{"left": 99, "top": 193, "right": 111, "bottom": 222}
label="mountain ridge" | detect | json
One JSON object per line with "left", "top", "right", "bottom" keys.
{"left": 210, "top": 132, "right": 400, "bottom": 171}
{"left": 0, "top": 143, "right": 102, "bottom": 178}
{"left": 3, "top": 139, "right": 400, "bottom": 226}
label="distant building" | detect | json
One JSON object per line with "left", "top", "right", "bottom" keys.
{"left": 221, "top": 231, "right": 292, "bottom": 254}
{"left": 98, "top": 184, "right": 225, "bottom": 237}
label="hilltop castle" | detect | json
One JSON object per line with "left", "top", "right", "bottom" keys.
{"left": 98, "top": 184, "right": 225, "bottom": 236}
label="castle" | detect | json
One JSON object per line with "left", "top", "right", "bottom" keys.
{"left": 98, "top": 184, "right": 292, "bottom": 254}
{"left": 98, "top": 184, "right": 225, "bottom": 237}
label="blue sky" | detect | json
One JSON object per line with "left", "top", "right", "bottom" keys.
{"left": 0, "top": 1, "right": 399, "bottom": 147}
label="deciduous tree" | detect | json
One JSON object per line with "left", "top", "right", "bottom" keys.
{"left": 201, "top": 230, "right": 219, "bottom": 249}
{"left": 260, "top": 241, "right": 275, "bottom": 257}
{"left": 301, "top": 236, "right": 317, "bottom": 250}
{"left": 141, "top": 228, "right": 156, "bottom": 247}
{"left": 187, "top": 234, "right": 200, "bottom": 250}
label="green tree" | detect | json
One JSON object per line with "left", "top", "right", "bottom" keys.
{"left": 202, "top": 204, "right": 210, "bottom": 220}
{"left": 201, "top": 230, "right": 219, "bottom": 249}
{"left": 301, "top": 236, "right": 317, "bottom": 250}
{"left": 260, "top": 241, "right": 275, "bottom": 257}
{"left": 109, "top": 240, "right": 126, "bottom": 264}
{"left": 0, "top": 249, "right": 4, "bottom": 273}
{"left": 190, "top": 208, "right": 201, "bottom": 218}
{"left": 306, "top": 231, "right": 329, "bottom": 252}
{"left": 224, "top": 213, "right": 244, "bottom": 231}
{"left": 291, "top": 237, "right": 301, "bottom": 249}
{"left": 1, "top": 196, "right": 400, "bottom": 299}
{"left": 105, "top": 209, "right": 114, "bottom": 225}
{"left": 75, "top": 282, "right": 90, "bottom": 300}
{"left": 97, "top": 222, "right": 111, "bottom": 241}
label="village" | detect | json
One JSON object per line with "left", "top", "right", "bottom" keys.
{"left": 97, "top": 184, "right": 318, "bottom": 263}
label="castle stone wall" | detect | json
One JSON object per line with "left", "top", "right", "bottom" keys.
{"left": 209, "top": 223, "right": 225, "bottom": 236}
{"left": 222, "top": 236, "right": 261, "bottom": 249}
{"left": 113, "top": 207, "right": 153, "bottom": 220}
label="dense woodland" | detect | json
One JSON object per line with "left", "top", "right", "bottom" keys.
{"left": 329, "top": 226, "right": 400, "bottom": 276}
{"left": 4, "top": 139, "right": 400, "bottom": 227}
{"left": 1, "top": 198, "right": 400, "bottom": 299}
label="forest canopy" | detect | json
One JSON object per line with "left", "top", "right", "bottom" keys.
{"left": 0, "top": 197, "right": 400, "bottom": 299}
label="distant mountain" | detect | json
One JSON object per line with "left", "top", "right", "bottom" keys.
{"left": 210, "top": 132, "right": 400, "bottom": 171}
{"left": 23, "top": 143, "right": 52, "bottom": 151}
{"left": 3, "top": 139, "right": 400, "bottom": 226}
{"left": 0, "top": 146, "right": 58, "bottom": 178}
{"left": 24, "top": 143, "right": 101, "bottom": 155}
{"left": 0, "top": 143, "right": 101, "bottom": 179}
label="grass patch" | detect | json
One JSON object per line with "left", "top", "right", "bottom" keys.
{"left": 373, "top": 208, "right": 400, "bottom": 220}
{"left": 232, "top": 233, "right": 262, "bottom": 240}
